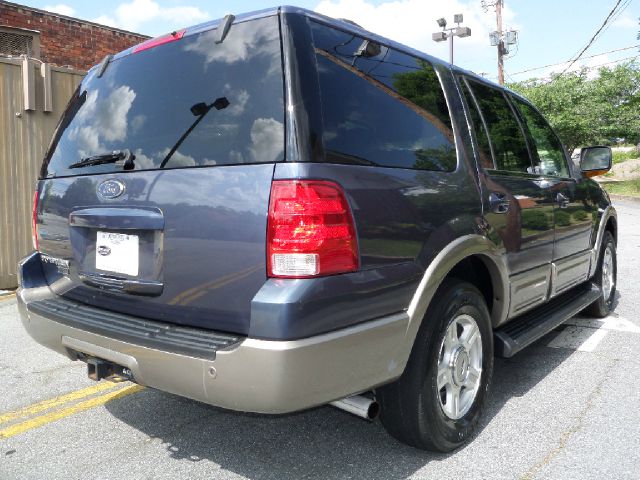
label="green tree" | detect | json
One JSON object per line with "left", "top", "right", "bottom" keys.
{"left": 509, "top": 62, "right": 640, "bottom": 153}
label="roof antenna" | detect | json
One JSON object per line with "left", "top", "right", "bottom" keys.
{"left": 215, "top": 14, "right": 235, "bottom": 44}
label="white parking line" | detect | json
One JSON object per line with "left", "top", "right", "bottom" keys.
{"left": 565, "top": 315, "right": 640, "bottom": 333}
{"left": 547, "top": 314, "right": 640, "bottom": 352}
{"left": 548, "top": 326, "right": 609, "bottom": 352}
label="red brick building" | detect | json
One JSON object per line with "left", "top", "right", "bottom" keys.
{"left": 0, "top": 0, "right": 149, "bottom": 71}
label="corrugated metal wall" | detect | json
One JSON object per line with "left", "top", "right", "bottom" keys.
{"left": 0, "top": 58, "right": 83, "bottom": 288}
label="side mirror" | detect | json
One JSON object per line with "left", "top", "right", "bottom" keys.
{"left": 580, "top": 146, "right": 612, "bottom": 178}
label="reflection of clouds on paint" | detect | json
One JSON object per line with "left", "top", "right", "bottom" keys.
{"left": 250, "top": 118, "right": 284, "bottom": 163}
{"left": 68, "top": 86, "right": 136, "bottom": 157}
{"left": 184, "top": 19, "right": 279, "bottom": 67}
{"left": 149, "top": 166, "right": 270, "bottom": 213}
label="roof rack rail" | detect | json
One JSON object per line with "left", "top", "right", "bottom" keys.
{"left": 337, "top": 18, "right": 362, "bottom": 28}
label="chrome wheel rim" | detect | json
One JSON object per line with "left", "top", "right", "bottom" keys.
{"left": 437, "top": 314, "right": 483, "bottom": 420}
{"left": 602, "top": 245, "right": 615, "bottom": 301}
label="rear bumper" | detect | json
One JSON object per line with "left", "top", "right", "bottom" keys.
{"left": 17, "top": 283, "right": 409, "bottom": 414}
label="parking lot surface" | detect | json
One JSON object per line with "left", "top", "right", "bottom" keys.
{"left": 1, "top": 199, "right": 639, "bottom": 480}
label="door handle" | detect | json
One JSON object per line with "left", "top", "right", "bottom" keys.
{"left": 489, "top": 192, "right": 510, "bottom": 214}
{"left": 556, "top": 192, "right": 570, "bottom": 208}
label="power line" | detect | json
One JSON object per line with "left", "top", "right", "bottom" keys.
{"left": 560, "top": 0, "right": 624, "bottom": 75}
{"left": 510, "top": 44, "right": 639, "bottom": 76}
{"left": 582, "top": 54, "right": 638, "bottom": 70}
{"left": 594, "top": 0, "right": 634, "bottom": 41}
{"left": 493, "top": 55, "right": 639, "bottom": 82}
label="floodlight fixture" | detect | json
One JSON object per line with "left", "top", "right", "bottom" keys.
{"left": 454, "top": 14, "right": 463, "bottom": 24}
{"left": 455, "top": 27, "right": 471, "bottom": 38}
{"left": 437, "top": 17, "right": 447, "bottom": 28}
{"left": 432, "top": 32, "right": 447, "bottom": 42}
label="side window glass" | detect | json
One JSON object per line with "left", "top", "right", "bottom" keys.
{"left": 458, "top": 78, "right": 494, "bottom": 169}
{"left": 310, "top": 21, "right": 456, "bottom": 171}
{"left": 514, "top": 99, "right": 569, "bottom": 177}
{"left": 467, "top": 80, "right": 532, "bottom": 173}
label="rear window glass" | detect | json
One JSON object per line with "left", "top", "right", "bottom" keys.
{"left": 42, "top": 16, "right": 284, "bottom": 178}
{"left": 310, "top": 21, "right": 456, "bottom": 171}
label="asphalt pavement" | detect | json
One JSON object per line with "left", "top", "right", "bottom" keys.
{"left": 1, "top": 199, "right": 639, "bottom": 480}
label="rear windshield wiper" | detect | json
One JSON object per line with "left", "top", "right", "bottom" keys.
{"left": 69, "top": 149, "right": 135, "bottom": 169}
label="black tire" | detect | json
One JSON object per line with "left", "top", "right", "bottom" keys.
{"left": 585, "top": 231, "right": 617, "bottom": 318}
{"left": 377, "top": 279, "right": 493, "bottom": 452}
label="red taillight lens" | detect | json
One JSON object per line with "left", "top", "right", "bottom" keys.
{"left": 32, "top": 190, "right": 39, "bottom": 251}
{"left": 133, "top": 29, "right": 186, "bottom": 54}
{"left": 267, "top": 180, "right": 359, "bottom": 278}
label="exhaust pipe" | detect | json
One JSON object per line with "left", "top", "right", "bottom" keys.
{"left": 330, "top": 394, "right": 380, "bottom": 420}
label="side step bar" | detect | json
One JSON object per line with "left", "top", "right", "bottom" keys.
{"left": 494, "top": 282, "right": 601, "bottom": 358}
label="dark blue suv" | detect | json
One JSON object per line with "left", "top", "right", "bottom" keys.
{"left": 18, "top": 6, "right": 617, "bottom": 451}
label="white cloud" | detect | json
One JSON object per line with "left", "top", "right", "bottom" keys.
{"left": 184, "top": 18, "right": 278, "bottom": 66}
{"left": 314, "top": 0, "right": 519, "bottom": 72}
{"left": 93, "top": 0, "right": 209, "bottom": 33}
{"left": 612, "top": 12, "right": 638, "bottom": 29}
{"left": 44, "top": 4, "right": 75, "bottom": 16}
{"left": 156, "top": 148, "right": 197, "bottom": 167}
{"left": 249, "top": 118, "right": 284, "bottom": 163}
{"left": 69, "top": 85, "right": 137, "bottom": 157}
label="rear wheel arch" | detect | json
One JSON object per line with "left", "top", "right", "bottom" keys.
{"left": 401, "top": 235, "right": 509, "bottom": 368}
{"left": 446, "top": 254, "right": 506, "bottom": 327}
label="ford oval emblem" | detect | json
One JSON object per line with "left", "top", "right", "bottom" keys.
{"left": 97, "top": 245, "right": 111, "bottom": 256}
{"left": 97, "top": 179, "right": 125, "bottom": 199}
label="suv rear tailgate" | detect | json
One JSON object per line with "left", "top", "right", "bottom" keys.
{"left": 35, "top": 15, "right": 284, "bottom": 335}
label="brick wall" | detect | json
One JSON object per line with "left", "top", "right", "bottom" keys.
{"left": 0, "top": 1, "right": 149, "bottom": 71}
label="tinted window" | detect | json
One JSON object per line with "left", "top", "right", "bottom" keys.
{"left": 310, "top": 22, "right": 456, "bottom": 171}
{"left": 43, "top": 17, "right": 284, "bottom": 178}
{"left": 467, "top": 80, "right": 531, "bottom": 173}
{"left": 514, "top": 98, "right": 569, "bottom": 177}
{"left": 459, "top": 78, "right": 494, "bottom": 169}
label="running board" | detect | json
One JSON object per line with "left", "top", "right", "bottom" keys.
{"left": 494, "top": 283, "right": 600, "bottom": 358}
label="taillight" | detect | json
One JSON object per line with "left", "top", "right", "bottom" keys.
{"left": 267, "top": 180, "right": 359, "bottom": 278}
{"left": 32, "top": 190, "right": 39, "bottom": 251}
{"left": 133, "top": 29, "right": 186, "bottom": 54}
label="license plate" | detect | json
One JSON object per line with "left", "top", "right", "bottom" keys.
{"left": 95, "top": 231, "right": 139, "bottom": 276}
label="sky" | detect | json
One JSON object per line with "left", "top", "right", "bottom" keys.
{"left": 22, "top": 0, "right": 640, "bottom": 82}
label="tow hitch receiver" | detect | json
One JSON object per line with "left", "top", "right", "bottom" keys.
{"left": 86, "top": 357, "right": 134, "bottom": 382}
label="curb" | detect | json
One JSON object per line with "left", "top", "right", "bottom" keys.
{"left": 609, "top": 194, "right": 640, "bottom": 204}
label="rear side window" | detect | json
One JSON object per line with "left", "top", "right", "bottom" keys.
{"left": 513, "top": 98, "right": 569, "bottom": 177}
{"left": 42, "top": 16, "right": 284, "bottom": 178}
{"left": 310, "top": 21, "right": 456, "bottom": 171}
{"left": 466, "top": 80, "right": 531, "bottom": 173}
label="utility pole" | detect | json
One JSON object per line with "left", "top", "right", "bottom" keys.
{"left": 496, "top": 0, "right": 504, "bottom": 84}
{"left": 483, "top": 0, "right": 518, "bottom": 85}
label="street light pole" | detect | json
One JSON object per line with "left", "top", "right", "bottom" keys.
{"left": 432, "top": 14, "right": 471, "bottom": 65}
